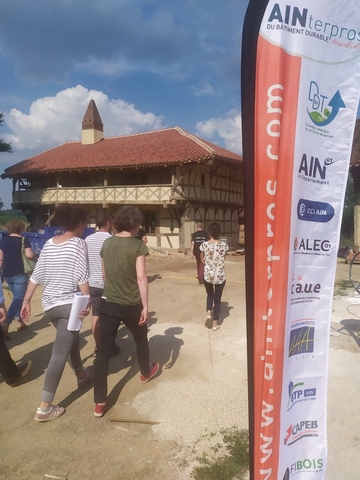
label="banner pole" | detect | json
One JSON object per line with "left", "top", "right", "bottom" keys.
{"left": 241, "top": 1, "right": 270, "bottom": 478}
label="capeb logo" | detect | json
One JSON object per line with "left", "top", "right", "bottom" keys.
{"left": 284, "top": 420, "right": 319, "bottom": 446}
{"left": 297, "top": 198, "right": 334, "bottom": 223}
{"left": 307, "top": 81, "right": 345, "bottom": 127}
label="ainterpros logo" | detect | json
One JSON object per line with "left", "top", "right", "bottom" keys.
{"left": 266, "top": 3, "right": 360, "bottom": 43}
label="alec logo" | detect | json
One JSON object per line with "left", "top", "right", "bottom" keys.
{"left": 285, "top": 458, "right": 324, "bottom": 476}
{"left": 287, "top": 380, "right": 317, "bottom": 410}
{"left": 307, "top": 81, "right": 345, "bottom": 127}
{"left": 297, "top": 198, "right": 334, "bottom": 223}
{"left": 294, "top": 237, "right": 331, "bottom": 254}
{"left": 284, "top": 420, "right": 319, "bottom": 446}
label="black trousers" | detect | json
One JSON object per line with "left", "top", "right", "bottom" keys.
{"left": 204, "top": 280, "right": 226, "bottom": 320}
{"left": 0, "top": 328, "right": 19, "bottom": 384}
{"left": 94, "top": 300, "right": 150, "bottom": 404}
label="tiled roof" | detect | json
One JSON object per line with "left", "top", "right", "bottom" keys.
{"left": 1, "top": 127, "right": 242, "bottom": 178}
{"left": 350, "top": 119, "right": 360, "bottom": 167}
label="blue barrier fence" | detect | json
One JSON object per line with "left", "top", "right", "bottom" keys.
{"left": 0, "top": 227, "right": 95, "bottom": 254}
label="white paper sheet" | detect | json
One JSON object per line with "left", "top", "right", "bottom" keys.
{"left": 67, "top": 293, "right": 90, "bottom": 331}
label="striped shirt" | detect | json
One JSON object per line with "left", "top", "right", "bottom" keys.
{"left": 85, "top": 231, "right": 112, "bottom": 288}
{"left": 30, "top": 236, "right": 90, "bottom": 311}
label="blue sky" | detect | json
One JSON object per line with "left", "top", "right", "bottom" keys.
{"left": 0, "top": 0, "right": 250, "bottom": 209}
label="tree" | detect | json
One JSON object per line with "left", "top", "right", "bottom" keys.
{"left": 0, "top": 112, "right": 12, "bottom": 210}
{"left": 0, "top": 112, "right": 12, "bottom": 153}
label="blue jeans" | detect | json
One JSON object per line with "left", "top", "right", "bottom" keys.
{"left": 4, "top": 274, "right": 29, "bottom": 323}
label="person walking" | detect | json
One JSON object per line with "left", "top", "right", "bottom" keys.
{"left": 0, "top": 281, "right": 32, "bottom": 386}
{"left": 200, "top": 222, "right": 229, "bottom": 331}
{"left": 0, "top": 220, "right": 36, "bottom": 338}
{"left": 191, "top": 223, "right": 209, "bottom": 284}
{"left": 93, "top": 205, "right": 159, "bottom": 418}
{"left": 134, "top": 225, "right": 148, "bottom": 243}
{"left": 20, "top": 204, "right": 94, "bottom": 422}
{"left": 85, "top": 212, "right": 120, "bottom": 357}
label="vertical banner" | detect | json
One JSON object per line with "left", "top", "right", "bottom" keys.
{"left": 242, "top": 1, "right": 360, "bottom": 479}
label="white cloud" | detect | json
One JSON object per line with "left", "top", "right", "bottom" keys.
{"left": 191, "top": 81, "right": 215, "bottom": 96}
{"left": 196, "top": 110, "right": 242, "bottom": 155}
{"left": 3, "top": 85, "right": 165, "bottom": 151}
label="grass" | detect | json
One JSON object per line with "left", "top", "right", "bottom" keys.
{"left": 191, "top": 427, "right": 249, "bottom": 480}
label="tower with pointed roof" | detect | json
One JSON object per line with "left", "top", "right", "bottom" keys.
{"left": 82, "top": 99, "right": 104, "bottom": 145}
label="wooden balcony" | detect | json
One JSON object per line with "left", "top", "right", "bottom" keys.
{"left": 12, "top": 184, "right": 176, "bottom": 206}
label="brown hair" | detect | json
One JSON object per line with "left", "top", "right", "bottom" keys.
{"left": 52, "top": 204, "right": 87, "bottom": 231}
{"left": 208, "top": 222, "right": 221, "bottom": 240}
{"left": 113, "top": 206, "right": 143, "bottom": 233}
{"left": 7, "top": 219, "right": 26, "bottom": 235}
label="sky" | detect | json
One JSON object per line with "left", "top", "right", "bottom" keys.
{"left": 0, "top": 0, "right": 250, "bottom": 209}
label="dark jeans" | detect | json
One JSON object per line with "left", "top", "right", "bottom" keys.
{"left": 0, "top": 328, "right": 19, "bottom": 384}
{"left": 204, "top": 280, "right": 226, "bottom": 320}
{"left": 94, "top": 300, "right": 150, "bottom": 404}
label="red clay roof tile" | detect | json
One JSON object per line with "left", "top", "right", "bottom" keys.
{"left": 2, "top": 127, "right": 242, "bottom": 178}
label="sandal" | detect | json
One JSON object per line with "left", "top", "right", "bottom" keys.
{"left": 77, "top": 365, "right": 94, "bottom": 389}
{"left": 34, "top": 404, "right": 66, "bottom": 422}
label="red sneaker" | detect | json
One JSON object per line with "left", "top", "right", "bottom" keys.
{"left": 94, "top": 402, "right": 111, "bottom": 418}
{"left": 140, "top": 362, "right": 159, "bottom": 383}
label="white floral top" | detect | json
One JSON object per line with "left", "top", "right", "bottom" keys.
{"left": 199, "top": 240, "right": 229, "bottom": 284}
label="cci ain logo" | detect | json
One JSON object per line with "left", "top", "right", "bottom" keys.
{"left": 297, "top": 198, "right": 334, "bottom": 223}
{"left": 287, "top": 380, "right": 317, "bottom": 411}
{"left": 307, "top": 81, "right": 345, "bottom": 127}
{"left": 284, "top": 420, "right": 319, "bottom": 446}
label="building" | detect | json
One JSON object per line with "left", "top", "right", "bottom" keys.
{"left": 1, "top": 100, "right": 244, "bottom": 250}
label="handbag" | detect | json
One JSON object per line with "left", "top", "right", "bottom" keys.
{"left": 21, "top": 237, "right": 36, "bottom": 275}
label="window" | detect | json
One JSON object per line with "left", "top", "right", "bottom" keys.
{"left": 144, "top": 212, "right": 156, "bottom": 234}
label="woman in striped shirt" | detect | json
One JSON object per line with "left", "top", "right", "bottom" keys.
{"left": 20, "top": 204, "right": 93, "bottom": 422}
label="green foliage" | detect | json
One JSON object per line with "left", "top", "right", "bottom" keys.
{"left": 191, "top": 427, "right": 249, "bottom": 480}
{"left": 0, "top": 112, "right": 12, "bottom": 153}
{"left": 0, "top": 209, "right": 27, "bottom": 229}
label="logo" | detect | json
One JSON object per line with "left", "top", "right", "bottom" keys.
{"left": 307, "top": 81, "right": 345, "bottom": 127}
{"left": 54, "top": 228, "right": 65, "bottom": 236}
{"left": 293, "top": 237, "right": 331, "bottom": 255}
{"left": 291, "top": 282, "right": 321, "bottom": 295}
{"left": 285, "top": 458, "right": 324, "bottom": 476}
{"left": 297, "top": 199, "right": 334, "bottom": 223}
{"left": 289, "top": 320, "right": 315, "bottom": 357}
{"left": 298, "top": 153, "right": 342, "bottom": 186}
{"left": 287, "top": 380, "right": 317, "bottom": 410}
{"left": 284, "top": 420, "right": 319, "bottom": 446}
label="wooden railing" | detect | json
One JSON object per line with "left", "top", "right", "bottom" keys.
{"left": 12, "top": 184, "right": 175, "bottom": 206}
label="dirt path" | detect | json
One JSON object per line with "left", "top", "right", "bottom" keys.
{"left": 0, "top": 254, "right": 359, "bottom": 479}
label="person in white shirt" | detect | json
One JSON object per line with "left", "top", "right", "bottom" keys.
{"left": 21, "top": 204, "right": 93, "bottom": 422}
{"left": 85, "top": 213, "right": 119, "bottom": 357}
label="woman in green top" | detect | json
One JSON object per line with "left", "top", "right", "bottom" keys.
{"left": 93, "top": 206, "right": 159, "bottom": 417}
